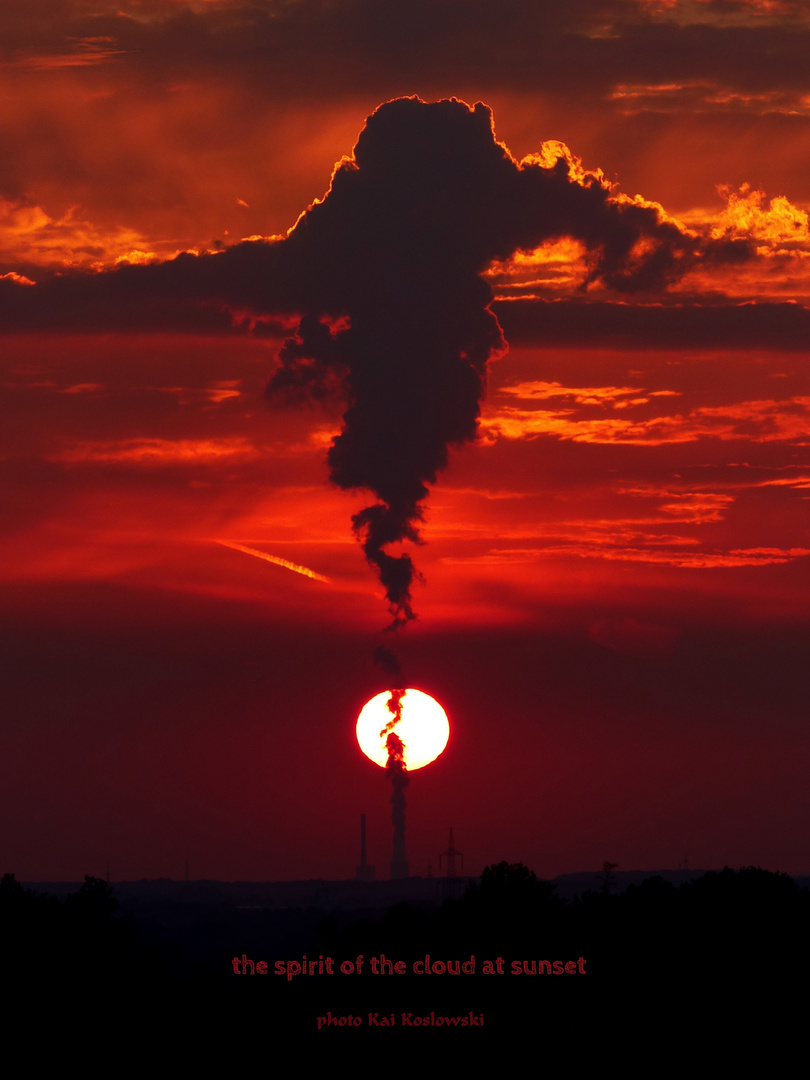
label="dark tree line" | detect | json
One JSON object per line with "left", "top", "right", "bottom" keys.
{"left": 2, "top": 861, "right": 804, "bottom": 1038}
{"left": 316, "top": 861, "right": 809, "bottom": 984}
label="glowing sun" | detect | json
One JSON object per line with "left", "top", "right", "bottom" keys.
{"left": 356, "top": 689, "right": 450, "bottom": 771}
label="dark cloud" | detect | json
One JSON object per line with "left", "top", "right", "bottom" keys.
{"left": 3, "top": 1, "right": 810, "bottom": 102}
{"left": 5, "top": 1, "right": 810, "bottom": 258}
{"left": 494, "top": 296, "right": 810, "bottom": 350}
{"left": 0, "top": 274, "right": 242, "bottom": 333}
{"left": 260, "top": 97, "right": 724, "bottom": 624}
{"left": 0, "top": 96, "right": 752, "bottom": 623}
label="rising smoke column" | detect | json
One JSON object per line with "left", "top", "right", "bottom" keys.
{"left": 373, "top": 644, "right": 409, "bottom": 873}
{"left": 264, "top": 97, "right": 746, "bottom": 627}
{"left": 380, "top": 688, "right": 409, "bottom": 878}
{"left": 266, "top": 106, "right": 510, "bottom": 628}
{"left": 0, "top": 97, "right": 750, "bottom": 625}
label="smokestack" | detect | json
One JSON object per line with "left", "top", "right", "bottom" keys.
{"left": 355, "top": 812, "right": 375, "bottom": 882}
{"left": 388, "top": 737, "right": 409, "bottom": 879}
{"left": 382, "top": 690, "right": 410, "bottom": 879}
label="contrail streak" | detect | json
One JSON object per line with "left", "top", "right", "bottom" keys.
{"left": 214, "top": 540, "right": 330, "bottom": 582}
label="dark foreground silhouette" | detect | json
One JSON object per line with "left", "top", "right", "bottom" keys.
{"left": 3, "top": 863, "right": 804, "bottom": 1046}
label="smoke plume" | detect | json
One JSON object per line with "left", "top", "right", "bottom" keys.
{"left": 0, "top": 98, "right": 749, "bottom": 625}
{"left": 373, "top": 638, "right": 408, "bottom": 871}
{"left": 380, "top": 688, "right": 409, "bottom": 879}
{"left": 373, "top": 644, "right": 402, "bottom": 679}
{"left": 263, "top": 97, "right": 742, "bottom": 626}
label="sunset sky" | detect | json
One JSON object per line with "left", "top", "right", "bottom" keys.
{"left": 2, "top": 0, "right": 809, "bottom": 884}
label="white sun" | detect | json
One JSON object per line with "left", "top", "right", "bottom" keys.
{"left": 356, "top": 688, "right": 450, "bottom": 771}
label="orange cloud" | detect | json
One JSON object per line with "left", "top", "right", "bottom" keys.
{"left": 670, "top": 184, "right": 810, "bottom": 299}
{"left": 57, "top": 383, "right": 105, "bottom": 395}
{"left": 443, "top": 544, "right": 810, "bottom": 568}
{"left": 485, "top": 237, "right": 590, "bottom": 293}
{"left": 0, "top": 271, "right": 35, "bottom": 285}
{"left": 499, "top": 380, "right": 650, "bottom": 403}
{"left": 755, "top": 473, "right": 810, "bottom": 489}
{"left": 428, "top": 456, "right": 810, "bottom": 580}
{"left": 481, "top": 394, "right": 810, "bottom": 445}
{"left": 485, "top": 175, "right": 810, "bottom": 302}
{"left": 159, "top": 382, "right": 243, "bottom": 406}
{"left": 711, "top": 183, "right": 810, "bottom": 246}
{"left": 643, "top": 491, "right": 736, "bottom": 523}
{"left": 7, "top": 36, "right": 125, "bottom": 71}
{"left": 50, "top": 437, "right": 260, "bottom": 465}
{"left": 0, "top": 196, "right": 157, "bottom": 269}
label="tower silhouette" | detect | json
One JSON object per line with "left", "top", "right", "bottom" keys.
{"left": 356, "top": 813, "right": 376, "bottom": 882}
{"left": 438, "top": 829, "right": 464, "bottom": 899}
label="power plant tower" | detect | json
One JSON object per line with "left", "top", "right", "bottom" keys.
{"left": 355, "top": 813, "right": 375, "bottom": 882}
{"left": 389, "top": 824, "right": 409, "bottom": 879}
{"left": 385, "top": 725, "right": 409, "bottom": 880}
{"left": 389, "top": 778, "right": 409, "bottom": 880}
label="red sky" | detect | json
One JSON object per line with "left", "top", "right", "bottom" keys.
{"left": 2, "top": 0, "right": 809, "bottom": 882}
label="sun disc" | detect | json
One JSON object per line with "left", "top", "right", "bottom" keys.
{"left": 356, "top": 689, "right": 449, "bottom": 771}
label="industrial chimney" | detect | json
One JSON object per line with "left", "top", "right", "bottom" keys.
{"left": 355, "top": 813, "right": 375, "bottom": 882}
